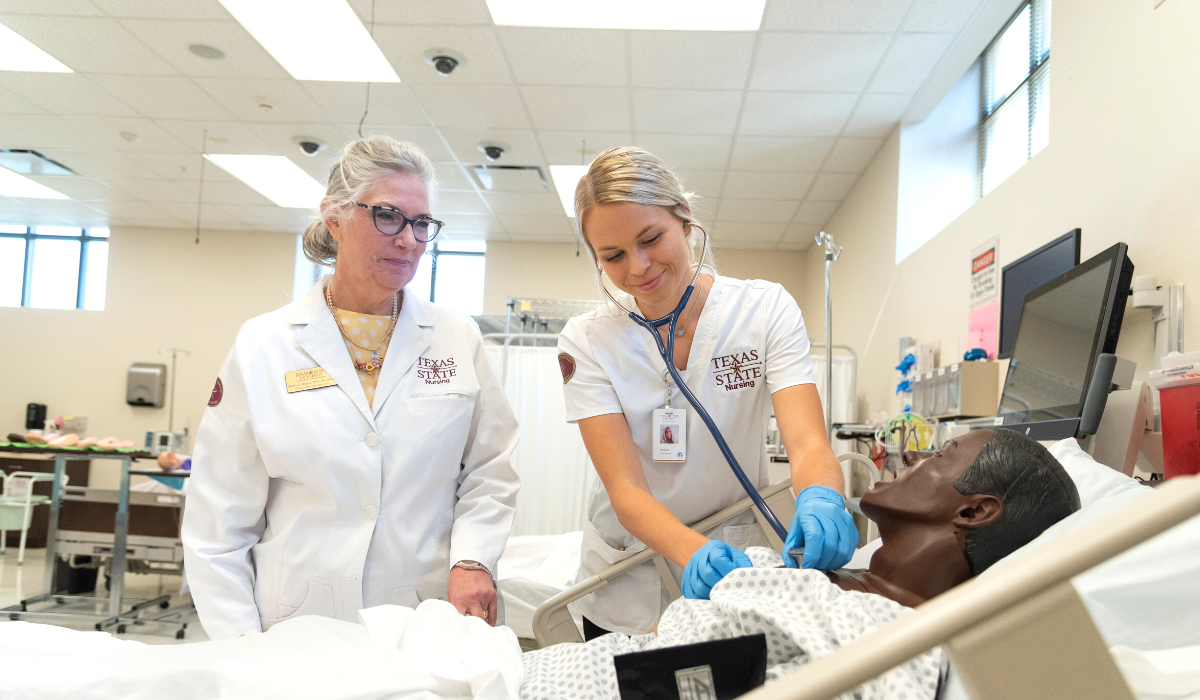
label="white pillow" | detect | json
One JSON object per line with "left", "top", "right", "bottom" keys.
{"left": 1047, "top": 438, "right": 1148, "bottom": 507}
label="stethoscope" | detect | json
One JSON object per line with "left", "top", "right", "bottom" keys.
{"left": 600, "top": 224, "right": 789, "bottom": 541}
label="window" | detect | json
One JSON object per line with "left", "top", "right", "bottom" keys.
{"left": 980, "top": 0, "right": 1051, "bottom": 195}
{"left": 0, "top": 225, "right": 109, "bottom": 310}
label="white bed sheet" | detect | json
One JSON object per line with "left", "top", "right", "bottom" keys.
{"left": 497, "top": 531, "right": 584, "bottom": 639}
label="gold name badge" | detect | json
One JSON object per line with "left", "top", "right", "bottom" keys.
{"left": 285, "top": 367, "right": 337, "bottom": 393}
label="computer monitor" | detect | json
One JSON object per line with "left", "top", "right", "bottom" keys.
{"left": 996, "top": 242, "right": 1135, "bottom": 440}
{"left": 997, "top": 229, "right": 1081, "bottom": 359}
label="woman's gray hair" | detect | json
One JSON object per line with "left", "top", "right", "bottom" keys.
{"left": 572, "top": 146, "right": 714, "bottom": 301}
{"left": 302, "top": 136, "right": 437, "bottom": 265}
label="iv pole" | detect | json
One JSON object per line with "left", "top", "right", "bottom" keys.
{"left": 815, "top": 232, "right": 842, "bottom": 441}
{"left": 158, "top": 347, "right": 191, "bottom": 432}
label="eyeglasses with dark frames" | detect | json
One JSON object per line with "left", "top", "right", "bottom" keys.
{"left": 355, "top": 201, "right": 444, "bottom": 242}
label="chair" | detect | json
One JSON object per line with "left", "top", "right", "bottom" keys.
{"left": 0, "top": 470, "right": 67, "bottom": 565}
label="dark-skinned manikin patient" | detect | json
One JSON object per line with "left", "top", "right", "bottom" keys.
{"left": 522, "top": 429, "right": 1081, "bottom": 700}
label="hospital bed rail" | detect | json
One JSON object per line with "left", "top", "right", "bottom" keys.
{"left": 532, "top": 452, "right": 879, "bottom": 647}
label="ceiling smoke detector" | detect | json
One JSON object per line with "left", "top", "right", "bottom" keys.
{"left": 423, "top": 48, "right": 466, "bottom": 77}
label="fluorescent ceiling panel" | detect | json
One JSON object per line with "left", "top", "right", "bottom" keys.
{"left": 0, "top": 22, "right": 72, "bottom": 73}
{"left": 0, "top": 167, "right": 69, "bottom": 199}
{"left": 486, "top": 0, "right": 765, "bottom": 31}
{"left": 217, "top": 0, "right": 399, "bottom": 82}
{"left": 205, "top": 155, "right": 325, "bottom": 208}
{"left": 549, "top": 165, "right": 589, "bottom": 217}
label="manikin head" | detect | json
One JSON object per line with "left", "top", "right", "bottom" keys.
{"left": 861, "top": 428, "right": 1080, "bottom": 577}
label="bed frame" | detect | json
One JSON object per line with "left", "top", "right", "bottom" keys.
{"left": 533, "top": 467, "right": 1200, "bottom": 700}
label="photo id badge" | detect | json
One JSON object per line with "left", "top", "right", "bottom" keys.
{"left": 653, "top": 408, "right": 687, "bottom": 462}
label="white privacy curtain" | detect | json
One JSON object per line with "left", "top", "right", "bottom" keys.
{"left": 486, "top": 344, "right": 596, "bottom": 536}
{"left": 808, "top": 353, "right": 856, "bottom": 424}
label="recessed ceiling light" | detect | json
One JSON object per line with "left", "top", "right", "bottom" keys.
{"left": 217, "top": 0, "right": 399, "bottom": 82}
{"left": 204, "top": 154, "right": 325, "bottom": 208}
{"left": 0, "top": 22, "right": 72, "bottom": 72}
{"left": 485, "top": 0, "right": 766, "bottom": 31}
{"left": 0, "top": 166, "right": 70, "bottom": 199}
{"left": 189, "top": 44, "right": 226, "bottom": 60}
{"left": 549, "top": 165, "right": 589, "bottom": 218}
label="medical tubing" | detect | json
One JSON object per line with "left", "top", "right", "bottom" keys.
{"left": 629, "top": 286, "right": 790, "bottom": 542}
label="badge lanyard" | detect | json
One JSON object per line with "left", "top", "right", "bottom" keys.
{"left": 653, "top": 368, "right": 687, "bottom": 462}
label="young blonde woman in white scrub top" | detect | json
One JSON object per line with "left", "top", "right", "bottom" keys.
{"left": 558, "top": 147, "right": 857, "bottom": 638}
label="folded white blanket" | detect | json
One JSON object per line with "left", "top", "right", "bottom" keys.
{"left": 522, "top": 548, "right": 942, "bottom": 700}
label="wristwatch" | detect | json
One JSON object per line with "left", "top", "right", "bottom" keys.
{"left": 452, "top": 559, "right": 492, "bottom": 575}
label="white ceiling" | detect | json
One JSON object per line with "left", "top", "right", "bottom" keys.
{"left": 0, "top": 0, "right": 985, "bottom": 251}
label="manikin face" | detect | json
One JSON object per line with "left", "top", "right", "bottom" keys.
{"left": 859, "top": 430, "right": 997, "bottom": 525}
{"left": 326, "top": 171, "right": 429, "bottom": 292}
{"left": 583, "top": 202, "right": 694, "bottom": 310}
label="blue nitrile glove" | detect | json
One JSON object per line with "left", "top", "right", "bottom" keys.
{"left": 682, "top": 540, "right": 753, "bottom": 599}
{"left": 784, "top": 485, "right": 857, "bottom": 571}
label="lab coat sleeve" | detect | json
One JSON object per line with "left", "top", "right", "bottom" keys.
{"left": 181, "top": 333, "right": 270, "bottom": 639}
{"left": 449, "top": 321, "right": 521, "bottom": 574}
{"left": 763, "top": 285, "right": 817, "bottom": 393}
{"left": 558, "top": 321, "right": 623, "bottom": 423}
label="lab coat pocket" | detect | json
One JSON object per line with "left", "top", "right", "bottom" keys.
{"left": 579, "top": 521, "right": 659, "bottom": 632}
{"left": 390, "top": 585, "right": 420, "bottom": 609}
{"left": 278, "top": 581, "right": 335, "bottom": 620}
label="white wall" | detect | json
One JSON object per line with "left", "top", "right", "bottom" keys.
{"left": 805, "top": 0, "right": 1200, "bottom": 420}
{"left": 0, "top": 226, "right": 296, "bottom": 487}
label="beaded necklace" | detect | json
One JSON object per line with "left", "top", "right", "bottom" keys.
{"left": 324, "top": 282, "right": 401, "bottom": 376}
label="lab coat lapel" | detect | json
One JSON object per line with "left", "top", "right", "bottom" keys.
{"left": 290, "top": 277, "right": 376, "bottom": 427}
{"left": 371, "top": 289, "right": 434, "bottom": 418}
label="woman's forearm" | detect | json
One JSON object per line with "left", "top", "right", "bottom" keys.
{"left": 608, "top": 483, "right": 709, "bottom": 568}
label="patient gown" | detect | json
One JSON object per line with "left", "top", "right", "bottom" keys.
{"left": 521, "top": 548, "right": 942, "bottom": 700}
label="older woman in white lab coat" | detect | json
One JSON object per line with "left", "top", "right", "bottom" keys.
{"left": 183, "top": 136, "right": 519, "bottom": 640}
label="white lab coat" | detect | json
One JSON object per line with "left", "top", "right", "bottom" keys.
{"left": 558, "top": 276, "right": 815, "bottom": 634}
{"left": 183, "top": 278, "right": 520, "bottom": 639}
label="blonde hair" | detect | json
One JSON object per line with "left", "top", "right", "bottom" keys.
{"left": 572, "top": 146, "right": 713, "bottom": 299}
{"left": 302, "top": 136, "right": 437, "bottom": 265}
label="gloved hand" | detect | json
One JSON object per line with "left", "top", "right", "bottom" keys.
{"left": 682, "top": 540, "right": 752, "bottom": 599}
{"left": 784, "top": 485, "right": 857, "bottom": 570}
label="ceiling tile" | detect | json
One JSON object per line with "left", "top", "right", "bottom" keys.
{"left": 729, "top": 136, "right": 833, "bottom": 172}
{"left": 0, "top": 15, "right": 177, "bottom": 75}
{"left": 498, "top": 28, "right": 626, "bottom": 87}
{"left": 536, "top": 130, "right": 631, "bottom": 165}
{"left": 435, "top": 191, "right": 490, "bottom": 215}
{"left": 0, "top": 74, "right": 137, "bottom": 118}
{"left": 8, "top": 198, "right": 107, "bottom": 223}
{"left": 198, "top": 180, "right": 277, "bottom": 207}
{"left": 0, "top": 116, "right": 107, "bottom": 151}
{"left": 439, "top": 128, "right": 543, "bottom": 166}
{"left": 26, "top": 176, "right": 115, "bottom": 201}
{"left": 675, "top": 170, "right": 725, "bottom": 201}
{"left": 481, "top": 191, "right": 561, "bottom": 217}
{"left": 92, "top": 199, "right": 183, "bottom": 222}
{"left": 173, "top": 202, "right": 252, "bottom": 227}
{"left": 761, "top": 0, "right": 912, "bottom": 32}
{"left": 716, "top": 198, "right": 799, "bottom": 223}
{"left": 433, "top": 163, "right": 476, "bottom": 191}
{"left": 521, "top": 86, "right": 629, "bottom": 132}
{"left": 868, "top": 33, "right": 956, "bottom": 93}
{"left": 440, "top": 213, "right": 504, "bottom": 235}
{"left": 722, "top": 171, "right": 815, "bottom": 200}
{"left": 750, "top": 33, "right": 891, "bottom": 92}
{"left": 373, "top": 26, "right": 511, "bottom": 85}
{"left": 629, "top": 31, "right": 755, "bottom": 90}
{"left": 635, "top": 134, "right": 732, "bottom": 171}
{"left": 781, "top": 223, "right": 821, "bottom": 248}
{"left": 633, "top": 89, "right": 741, "bottom": 136}
{"left": 92, "top": 0, "right": 231, "bottom": 20}
{"left": 409, "top": 84, "right": 530, "bottom": 130}
{"left": 1, "top": 0, "right": 106, "bottom": 16}
{"left": 193, "top": 78, "right": 331, "bottom": 123}
{"left": 346, "top": 125, "right": 453, "bottom": 162}
{"left": 51, "top": 150, "right": 163, "bottom": 180}
{"left": 0, "top": 85, "right": 46, "bottom": 115}
{"left": 106, "top": 177, "right": 196, "bottom": 203}
{"left": 808, "top": 173, "right": 859, "bottom": 200}
{"left": 901, "top": 0, "right": 984, "bottom": 33}
{"left": 68, "top": 117, "right": 192, "bottom": 153}
{"left": 348, "top": 0, "right": 493, "bottom": 26}
{"left": 302, "top": 82, "right": 428, "bottom": 127}
{"left": 793, "top": 200, "right": 840, "bottom": 224}
{"left": 497, "top": 214, "right": 573, "bottom": 237}
{"left": 120, "top": 19, "right": 290, "bottom": 80}
{"left": 125, "top": 150, "right": 239, "bottom": 182}
{"left": 219, "top": 204, "right": 312, "bottom": 231}
{"left": 711, "top": 221, "right": 786, "bottom": 244}
{"left": 155, "top": 120, "right": 276, "bottom": 156}
{"left": 739, "top": 92, "right": 858, "bottom": 137}
{"left": 823, "top": 137, "right": 885, "bottom": 173}
{"left": 843, "top": 93, "right": 910, "bottom": 138}
{"left": 89, "top": 75, "right": 234, "bottom": 120}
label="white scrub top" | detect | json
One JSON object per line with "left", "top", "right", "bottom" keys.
{"left": 183, "top": 278, "right": 520, "bottom": 639}
{"left": 558, "top": 275, "right": 816, "bottom": 634}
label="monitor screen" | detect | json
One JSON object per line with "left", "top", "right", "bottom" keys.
{"left": 997, "top": 230, "right": 1081, "bottom": 359}
{"left": 997, "top": 243, "right": 1133, "bottom": 429}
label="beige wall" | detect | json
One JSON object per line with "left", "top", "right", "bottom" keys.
{"left": 482, "top": 240, "right": 809, "bottom": 316}
{"left": 0, "top": 226, "right": 296, "bottom": 487}
{"left": 808, "top": 0, "right": 1200, "bottom": 419}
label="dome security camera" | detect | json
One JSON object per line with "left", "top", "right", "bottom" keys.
{"left": 432, "top": 55, "right": 458, "bottom": 76}
{"left": 424, "top": 48, "right": 466, "bottom": 78}
{"left": 292, "top": 136, "right": 327, "bottom": 156}
{"left": 477, "top": 141, "right": 510, "bottom": 162}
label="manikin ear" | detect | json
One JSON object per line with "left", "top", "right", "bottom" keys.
{"left": 952, "top": 493, "right": 1004, "bottom": 530}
